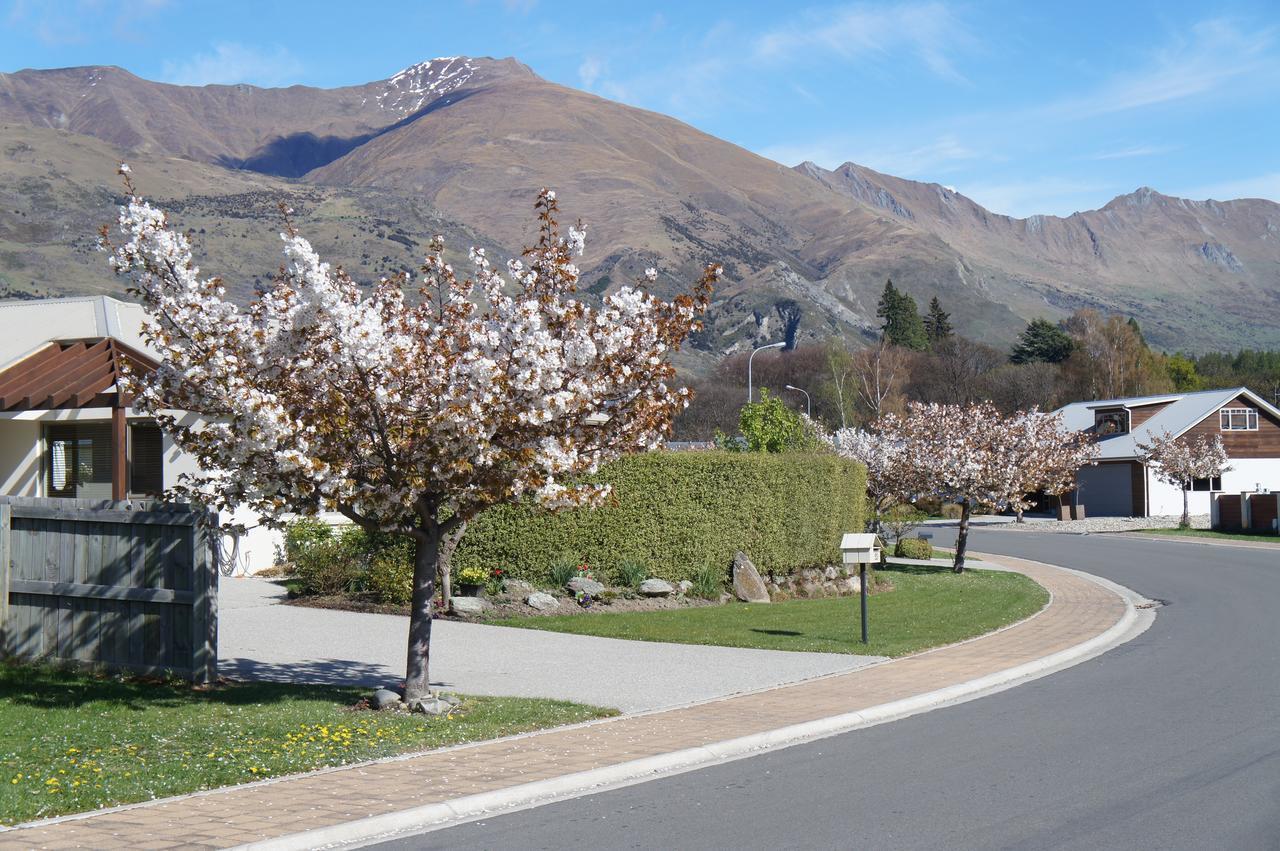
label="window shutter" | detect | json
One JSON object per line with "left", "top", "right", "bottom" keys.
{"left": 130, "top": 423, "right": 164, "bottom": 496}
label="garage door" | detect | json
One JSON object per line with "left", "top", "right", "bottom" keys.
{"left": 1076, "top": 463, "right": 1135, "bottom": 517}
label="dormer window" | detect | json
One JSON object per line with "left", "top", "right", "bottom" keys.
{"left": 1094, "top": 409, "right": 1129, "bottom": 436}
{"left": 1219, "top": 407, "right": 1258, "bottom": 431}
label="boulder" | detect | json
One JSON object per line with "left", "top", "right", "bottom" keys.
{"left": 639, "top": 578, "right": 675, "bottom": 597}
{"left": 678, "top": 580, "right": 693, "bottom": 596}
{"left": 732, "top": 552, "right": 770, "bottom": 603}
{"left": 450, "top": 596, "right": 490, "bottom": 617}
{"left": 526, "top": 591, "right": 560, "bottom": 611}
{"left": 371, "top": 688, "right": 402, "bottom": 710}
{"left": 409, "top": 696, "right": 451, "bottom": 716}
{"left": 567, "top": 576, "right": 605, "bottom": 596}
{"left": 823, "top": 566, "right": 839, "bottom": 580}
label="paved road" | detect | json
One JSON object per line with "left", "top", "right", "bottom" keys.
{"left": 217, "top": 579, "right": 883, "bottom": 713}
{"left": 377, "top": 530, "right": 1280, "bottom": 850}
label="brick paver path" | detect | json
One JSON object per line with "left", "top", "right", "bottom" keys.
{"left": 1, "top": 555, "right": 1127, "bottom": 849}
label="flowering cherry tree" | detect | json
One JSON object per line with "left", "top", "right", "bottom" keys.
{"left": 862, "top": 402, "right": 1095, "bottom": 572}
{"left": 104, "top": 171, "right": 716, "bottom": 704}
{"left": 1137, "top": 431, "right": 1231, "bottom": 528}
{"left": 824, "top": 426, "right": 908, "bottom": 533}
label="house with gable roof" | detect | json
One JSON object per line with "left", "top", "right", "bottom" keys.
{"left": 1054, "top": 387, "right": 1280, "bottom": 519}
{"left": 0, "top": 295, "right": 289, "bottom": 573}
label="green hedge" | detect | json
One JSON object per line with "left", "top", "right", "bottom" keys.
{"left": 454, "top": 450, "right": 866, "bottom": 584}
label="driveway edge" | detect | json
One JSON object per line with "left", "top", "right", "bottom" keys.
{"left": 245, "top": 558, "right": 1153, "bottom": 850}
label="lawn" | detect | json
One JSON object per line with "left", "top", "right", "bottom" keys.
{"left": 0, "top": 666, "right": 614, "bottom": 826}
{"left": 1130, "top": 528, "right": 1280, "bottom": 544}
{"left": 488, "top": 565, "right": 1048, "bottom": 657}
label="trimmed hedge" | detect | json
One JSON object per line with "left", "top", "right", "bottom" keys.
{"left": 894, "top": 537, "right": 933, "bottom": 559}
{"left": 454, "top": 450, "right": 866, "bottom": 584}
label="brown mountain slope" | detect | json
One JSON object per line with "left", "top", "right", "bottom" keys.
{"left": 0, "top": 57, "right": 1277, "bottom": 357}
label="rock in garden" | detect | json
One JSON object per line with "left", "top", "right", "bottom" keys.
{"left": 505, "top": 579, "right": 534, "bottom": 595}
{"left": 732, "top": 551, "right": 770, "bottom": 603}
{"left": 371, "top": 688, "right": 402, "bottom": 710}
{"left": 450, "top": 596, "right": 490, "bottom": 616}
{"left": 409, "top": 696, "right": 451, "bottom": 716}
{"left": 526, "top": 591, "right": 560, "bottom": 611}
{"left": 678, "top": 580, "right": 693, "bottom": 595}
{"left": 823, "top": 566, "right": 839, "bottom": 580}
{"left": 639, "top": 578, "right": 675, "bottom": 597}
{"left": 567, "top": 576, "right": 605, "bottom": 596}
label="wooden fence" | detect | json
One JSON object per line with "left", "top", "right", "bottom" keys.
{"left": 1212, "top": 491, "right": 1280, "bottom": 534}
{"left": 0, "top": 496, "right": 218, "bottom": 682}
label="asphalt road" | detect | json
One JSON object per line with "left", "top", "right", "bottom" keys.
{"left": 373, "top": 531, "right": 1280, "bottom": 850}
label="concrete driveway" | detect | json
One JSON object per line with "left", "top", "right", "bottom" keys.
{"left": 217, "top": 578, "right": 883, "bottom": 713}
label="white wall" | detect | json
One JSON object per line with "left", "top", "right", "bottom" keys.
{"left": 1146, "top": 458, "right": 1280, "bottom": 516}
{"left": 0, "top": 420, "right": 43, "bottom": 496}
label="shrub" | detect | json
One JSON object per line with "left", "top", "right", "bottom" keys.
{"left": 548, "top": 554, "right": 580, "bottom": 589}
{"left": 367, "top": 552, "right": 413, "bottom": 605}
{"left": 894, "top": 538, "right": 933, "bottom": 559}
{"left": 614, "top": 557, "right": 648, "bottom": 589}
{"left": 280, "top": 517, "right": 334, "bottom": 565}
{"left": 881, "top": 503, "right": 926, "bottom": 542}
{"left": 689, "top": 564, "right": 726, "bottom": 599}
{"left": 292, "top": 535, "right": 364, "bottom": 597}
{"left": 455, "top": 450, "right": 865, "bottom": 585}
{"left": 940, "top": 503, "right": 963, "bottom": 520}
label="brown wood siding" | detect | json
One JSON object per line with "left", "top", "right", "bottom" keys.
{"left": 1128, "top": 402, "right": 1171, "bottom": 428}
{"left": 1250, "top": 493, "right": 1278, "bottom": 531}
{"left": 1216, "top": 494, "right": 1243, "bottom": 529}
{"left": 1130, "top": 462, "right": 1147, "bottom": 517}
{"left": 1181, "top": 394, "right": 1280, "bottom": 458}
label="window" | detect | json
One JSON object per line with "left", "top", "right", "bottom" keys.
{"left": 1220, "top": 407, "right": 1258, "bottom": 431}
{"left": 45, "top": 423, "right": 113, "bottom": 499}
{"left": 1184, "top": 477, "right": 1222, "bottom": 492}
{"left": 129, "top": 423, "right": 164, "bottom": 496}
{"left": 1094, "top": 410, "right": 1129, "bottom": 436}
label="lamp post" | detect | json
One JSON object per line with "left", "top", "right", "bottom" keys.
{"left": 747, "top": 341, "right": 785, "bottom": 403}
{"left": 784, "top": 384, "right": 811, "bottom": 418}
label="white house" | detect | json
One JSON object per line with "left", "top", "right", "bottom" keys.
{"left": 0, "top": 295, "right": 296, "bottom": 573}
{"left": 1054, "top": 387, "right": 1280, "bottom": 518}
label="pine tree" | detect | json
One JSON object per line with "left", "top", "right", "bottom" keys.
{"left": 1010, "top": 318, "right": 1074, "bottom": 364}
{"left": 924, "top": 296, "right": 954, "bottom": 343}
{"left": 875, "top": 280, "right": 928, "bottom": 351}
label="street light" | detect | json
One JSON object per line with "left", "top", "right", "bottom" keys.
{"left": 784, "top": 384, "right": 811, "bottom": 418}
{"left": 747, "top": 341, "right": 785, "bottom": 403}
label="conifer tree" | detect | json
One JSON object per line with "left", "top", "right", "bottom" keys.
{"left": 875, "top": 280, "right": 928, "bottom": 351}
{"left": 924, "top": 296, "right": 953, "bottom": 343}
{"left": 1010, "top": 318, "right": 1073, "bottom": 364}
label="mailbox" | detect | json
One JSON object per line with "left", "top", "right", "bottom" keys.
{"left": 840, "top": 533, "right": 884, "bottom": 565}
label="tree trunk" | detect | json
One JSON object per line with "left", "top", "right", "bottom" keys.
{"left": 954, "top": 499, "right": 971, "bottom": 573}
{"left": 437, "top": 520, "right": 468, "bottom": 607}
{"left": 1180, "top": 488, "right": 1191, "bottom": 530}
{"left": 405, "top": 529, "right": 441, "bottom": 704}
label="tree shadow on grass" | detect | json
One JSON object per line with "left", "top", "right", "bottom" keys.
{"left": 749, "top": 628, "right": 803, "bottom": 636}
{"left": 0, "top": 658, "right": 448, "bottom": 712}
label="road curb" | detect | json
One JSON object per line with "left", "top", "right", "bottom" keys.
{"left": 243, "top": 558, "right": 1153, "bottom": 850}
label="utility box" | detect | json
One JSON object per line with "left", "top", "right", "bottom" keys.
{"left": 840, "top": 533, "right": 884, "bottom": 565}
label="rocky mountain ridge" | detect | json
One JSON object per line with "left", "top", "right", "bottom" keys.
{"left": 0, "top": 56, "right": 1277, "bottom": 361}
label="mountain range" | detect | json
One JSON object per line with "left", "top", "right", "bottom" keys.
{"left": 2, "top": 55, "right": 1278, "bottom": 371}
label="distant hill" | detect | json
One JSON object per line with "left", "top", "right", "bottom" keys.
{"left": 2, "top": 56, "right": 1278, "bottom": 365}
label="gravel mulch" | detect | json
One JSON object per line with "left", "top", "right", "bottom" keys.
{"left": 987, "top": 515, "right": 1211, "bottom": 534}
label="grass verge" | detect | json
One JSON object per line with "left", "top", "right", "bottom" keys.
{"left": 1130, "top": 528, "right": 1280, "bottom": 543}
{"left": 0, "top": 665, "right": 614, "bottom": 826}
{"left": 488, "top": 564, "right": 1048, "bottom": 658}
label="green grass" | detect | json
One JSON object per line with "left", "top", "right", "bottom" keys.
{"left": 1132, "top": 528, "right": 1280, "bottom": 543}
{"left": 0, "top": 665, "right": 614, "bottom": 826}
{"left": 488, "top": 565, "right": 1048, "bottom": 658}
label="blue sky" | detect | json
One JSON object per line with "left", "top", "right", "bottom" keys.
{"left": 3, "top": 0, "right": 1278, "bottom": 217}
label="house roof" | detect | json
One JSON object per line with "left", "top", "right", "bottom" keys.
{"left": 0, "top": 296, "right": 152, "bottom": 372}
{"left": 1055, "top": 387, "right": 1280, "bottom": 460}
{"left": 0, "top": 337, "right": 158, "bottom": 412}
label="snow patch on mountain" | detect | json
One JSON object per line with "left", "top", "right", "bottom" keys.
{"left": 376, "top": 57, "right": 477, "bottom": 115}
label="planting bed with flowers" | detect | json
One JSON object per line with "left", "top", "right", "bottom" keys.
{"left": 0, "top": 664, "right": 612, "bottom": 826}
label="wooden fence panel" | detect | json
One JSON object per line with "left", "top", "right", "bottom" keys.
{"left": 0, "top": 496, "right": 217, "bottom": 682}
{"left": 1215, "top": 494, "right": 1243, "bottom": 530}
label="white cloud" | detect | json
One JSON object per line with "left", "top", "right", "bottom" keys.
{"left": 1041, "top": 19, "right": 1277, "bottom": 120}
{"left": 960, "top": 177, "right": 1113, "bottom": 218}
{"left": 1088, "top": 145, "right": 1177, "bottom": 161}
{"left": 754, "top": 1, "right": 972, "bottom": 83}
{"left": 758, "top": 133, "right": 978, "bottom": 175}
{"left": 578, "top": 55, "right": 604, "bottom": 89}
{"left": 161, "top": 43, "right": 305, "bottom": 87}
{"left": 1178, "top": 172, "right": 1280, "bottom": 203}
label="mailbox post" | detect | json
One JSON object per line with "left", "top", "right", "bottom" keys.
{"left": 840, "top": 533, "right": 884, "bottom": 644}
